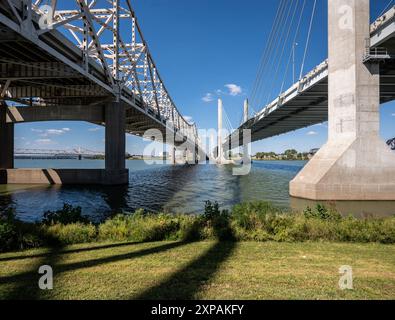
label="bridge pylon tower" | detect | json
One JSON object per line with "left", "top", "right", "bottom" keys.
{"left": 290, "top": 0, "right": 395, "bottom": 200}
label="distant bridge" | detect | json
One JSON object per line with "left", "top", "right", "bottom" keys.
{"left": 14, "top": 147, "right": 105, "bottom": 159}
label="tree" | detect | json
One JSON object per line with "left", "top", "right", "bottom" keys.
{"left": 284, "top": 149, "right": 298, "bottom": 160}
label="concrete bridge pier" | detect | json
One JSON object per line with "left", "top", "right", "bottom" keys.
{"left": 290, "top": 0, "right": 395, "bottom": 200}
{"left": 103, "top": 101, "right": 129, "bottom": 185}
{"left": 0, "top": 103, "right": 14, "bottom": 170}
{"left": 0, "top": 101, "right": 129, "bottom": 185}
{"left": 171, "top": 146, "right": 176, "bottom": 165}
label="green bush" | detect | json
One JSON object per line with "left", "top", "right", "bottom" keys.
{"left": 1, "top": 201, "right": 395, "bottom": 253}
{"left": 42, "top": 203, "right": 90, "bottom": 225}
{"left": 0, "top": 219, "right": 16, "bottom": 252}
{"left": 0, "top": 209, "right": 44, "bottom": 251}
{"left": 98, "top": 213, "right": 182, "bottom": 242}
{"left": 304, "top": 204, "right": 342, "bottom": 221}
{"left": 43, "top": 223, "right": 97, "bottom": 245}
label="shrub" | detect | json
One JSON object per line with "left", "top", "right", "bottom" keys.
{"left": 304, "top": 204, "right": 342, "bottom": 221}
{"left": 43, "top": 223, "right": 97, "bottom": 245}
{"left": 232, "top": 201, "right": 282, "bottom": 230}
{"left": 42, "top": 204, "right": 90, "bottom": 225}
{"left": 1, "top": 201, "right": 395, "bottom": 254}
{"left": 98, "top": 214, "right": 134, "bottom": 242}
{"left": 0, "top": 209, "right": 44, "bottom": 251}
{"left": 173, "top": 215, "right": 202, "bottom": 242}
{"left": 98, "top": 213, "right": 182, "bottom": 242}
{"left": 0, "top": 219, "right": 16, "bottom": 252}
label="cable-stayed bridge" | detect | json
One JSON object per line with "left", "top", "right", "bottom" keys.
{"left": 225, "top": 5, "right": 395, "bottom": 147}
{"left": 224, "top": 0, "right": 395, "bottom": 201}
{"left": 0, "top": 0, "right": 203, "bottom": 184}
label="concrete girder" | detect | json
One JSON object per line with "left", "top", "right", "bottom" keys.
{"left": 6, "top": 104, "right": 105, "bottom": 123}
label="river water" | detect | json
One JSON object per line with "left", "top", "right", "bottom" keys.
{"left": 0, "top": 160, "right": 394, "bottom": 222}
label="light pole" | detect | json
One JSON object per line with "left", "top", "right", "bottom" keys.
{"left": 292, "top": 42, "right": 298, "bottom": 84}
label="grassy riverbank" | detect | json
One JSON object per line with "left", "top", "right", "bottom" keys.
{"left": 1, "top": 202, "right": 395, "bottom": 252}
{"left": 1, "top": 241, "right": 394, "bottom": 300}
{"left": 1, "top": 202, "right": 395, "bottom": 300}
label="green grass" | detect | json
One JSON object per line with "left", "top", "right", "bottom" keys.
{"left": 1, "top": 241, "right": 394, "bottom": 300}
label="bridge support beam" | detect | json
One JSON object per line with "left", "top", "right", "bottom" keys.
{"left": 290, "top": 0, "right": 395, "bottom": 200}
{"left": 171, "top": 146, "right": 176, "bottom": 165}
{"left": 0, "top": 104, "right": 14, "bottom": 169}
{"left": 104, "top": 101, "right": 129, "bottom": 185}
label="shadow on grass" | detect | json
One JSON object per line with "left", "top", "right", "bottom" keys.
{"left": 0, "top": 241, "right": 194, "bottom": 300}
{"left": 0, "top": 241, "right": 140, "bottom": 263}
{"left": 1, "top": 218, "right": 237, "bottom": 300}
{"left": 134, "top": 220, "right": 237, "bottom": 300}
{"left": 1, "top": 236, "right": 66, "bottom": 300}
{"left": 134, "top": 241, "right": 237, "bottom": 300}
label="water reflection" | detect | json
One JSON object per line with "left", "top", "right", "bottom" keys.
{"left": 0, "top": 160, "right": 394, "bottom": 221}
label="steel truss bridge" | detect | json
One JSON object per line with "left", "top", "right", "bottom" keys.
{"left": 0, "top": 0, "right": 200, "bottom": 148}
{"left": 225, "top": 6, "right": 395, "bottom": 150}
{"left": 14, "top": 147, "right": 105, "bottom": 159}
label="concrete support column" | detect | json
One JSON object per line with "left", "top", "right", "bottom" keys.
{"left": 217, "top": 99, "right": 223, "bottom": 164}
{"left": 195, "top": 144, "right": 199, "bottom": 164}
{"left": 171, "top": 146, "right": 176, "bottom": 165}
{"left": 243, "top": 99, "right": 249, "bottom": 160}
{"left": 0, "top": 104, "right": 14, "bottom": 169}
{"left": 104, "top": 101, "right": 128, "bottom": 185}
{"left": 290, "top": 0, "right": 395, "bottom": 200}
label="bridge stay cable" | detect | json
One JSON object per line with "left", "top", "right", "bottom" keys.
{"left": 249, "top": 0, "right": 286, "bottom": 113}
{"left": 299, "top": 0, "right": 317, "bottom": 81}
{"left": 380, "top": 0, "right": 395, "bottom": 17}
{"left": 253, "top": 0, "right": 291, "bottom": 110}
{"left": 254, "top": 0, "right": 296, "bottom": 111}
{"left": 265, "top": 0, "right": 301, "bottom": 106}
{"left": 249, "top": 0, "right": 289, "bottom": 114}
{"left": 279, "top": 0, "right": 307, "bottom": 94}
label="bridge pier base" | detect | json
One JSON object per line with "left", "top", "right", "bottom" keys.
{"left": 290, "top": 0, "right": 395, "bottom": 200}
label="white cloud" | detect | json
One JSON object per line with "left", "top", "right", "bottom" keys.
{"left": 392, "top": 113, "right": 395, "bottom": 116}
{"left": 202, "top": 93, "right": 214, "bottom": 103}
{"left": 46, "top": 129, "right": 65, "bottom": 135}
{"left": 88, "top": 127, "right": 102, "bottom": 132}
{"left": 307, "top": 131, "right": 318, "bottom": 136}
{"left": 225, "top": 84, "right": 242, "bottom": 96}
{"left": 35, "top": 139, "right": 53, "bottom": 145}
{"left": 35, "top": 128, "right": 72, "bottom": 137}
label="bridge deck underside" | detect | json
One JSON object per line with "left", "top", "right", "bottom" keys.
{"left": 0, "top": 2, "right": 196, "bottom": 151}
{"left": 251, "top": 60, "right": 395, "bottom": 143}
{"left": 0, "top": 30, "right": 187, "bottom": 148}
{"left": 227, "top": 55, "right": 395, "bottom": 148}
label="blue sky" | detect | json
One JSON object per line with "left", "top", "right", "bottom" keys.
{"left": 15, "top": 0, "right": 395, "bottom": 154}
